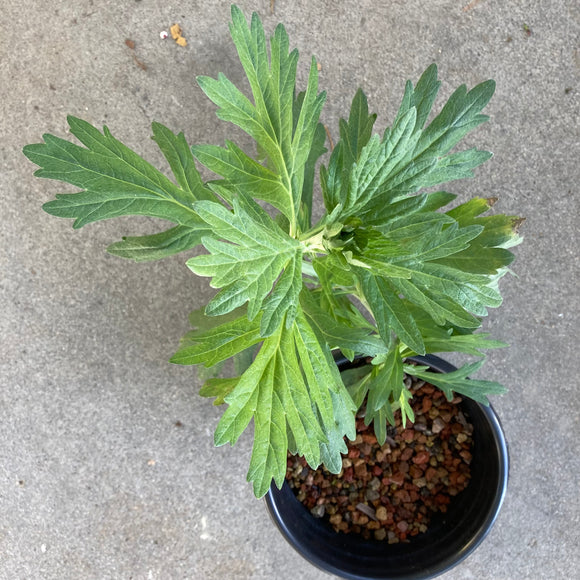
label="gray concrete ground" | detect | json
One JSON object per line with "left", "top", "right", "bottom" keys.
{"left": 1, "top": 0, "right": 578, "bottom": 578}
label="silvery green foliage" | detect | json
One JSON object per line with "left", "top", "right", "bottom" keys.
{"left": 24, "top": 5, "right": 522, "bottom": 498}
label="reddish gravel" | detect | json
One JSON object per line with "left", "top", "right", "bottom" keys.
{"left": 286, "top": 375, "right": 474, "bottom": 543}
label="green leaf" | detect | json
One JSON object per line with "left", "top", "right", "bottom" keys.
{"left": 151, "top": 122, "right": 216, "bottom": 202}
{"left": 398, "top": 388, "right": 415, "bottom": 428}
{"left": 367, "top": 346, "right": 405, "bottom": 412}
{"left": 365, "top": 405, "right": 389, "bottom": 446}
{"left": 321, "top": 88, "right": 377, "bottom": 213}
{"left": 313, "top": 254, "right": 357, "bottom": 294}
{"left": 200, "top": 377, "right": 239, "bottom": 405}
{"left": 405, "top": 360, "right": 507, "bottom": 405}
{"left": 196, "top": 72, "right": 283, "bottom": 169}
{"left": 244, "top": 360, "right": 288, "bottom": 498}
{"left": 389, "top": 277, "right": 481, "bottom": 329}
{"left": 413, "top": 78, "right": 495, "bottom": 161}
{"left": 24, "top": 117, "right": 208, "bottom": 230}
{"left": 191, "top": 141, "right": 292, "bottom": 219}
{"left": 395, "top": 222, "right": 484, "bottom": 263}
{"left": 291, "top": 58, "right": 327, "bottom": 195}
{"left": 357, "top": 269, "right": 426, "bottom": 354}
{"left": 300, "top": 289, "right": 388, "bottom": 358}
{"left": 376, "top": 209, "right": 455, "bottom": 240}
{"left": 346, "top": 107, "right": 420, "bottom": 216}
{"left": 344, "top": 369, "right": 372, "bottom": 410}
{"left": 340, "top": 88, "right": 378, "bottom": 172}
{"left": 213, "top": 332, "right": 277, "bottom": 449}
{"left": 421, "top": 191, "right": 458, "bottom": 212}
{"left": 445, "top": 198, "right": 524, "bottom": 249}
{"left": 309, "top": 257, "right": 372, "bottom": 359}
{"left": 360, "top": 345, "right": 408, "bottom": 443}
{"left": 187, "top": 195, "right": 303, "bottom": 336}
{"left": 391, "top": 63, "right": 440, "bottom": 133}
{"left": 216, "top": 330, "right": 286, "bottom": 497}
{"left": 412, "top": 263, "right": 503, "bottom": 315}
{"left": 320, "top": 389, "right": 357, "bottom": 474}
{"left": 277, "top": 322, "right": 327, "bottom": 468}
{"left": 415, "top": 148, "right": 492, "bottom": 188}
{"left": 106, "top": 225, "right": 204, "bottom": 262}
{"left": 422, "top": 333, "right": 508, "bottom": 356}
{"left": 433, "top": 244, "right": 516, "bottom": 275}
{"left": 433, "top": 197, "right": 524, "bottom": 274}
{"left": 233, "top": 344, "right": 259, "bottom": 376}
{"left": 197, "top": 6, "right": 326, "bottom": 232}
{"left": 362, "top": 191, "right": 456, "bottom": 227}
{"left": 321, "top": 66, "right": 495, "bottom": 224}
{"left": 170, "top": 309, "right": 263, "bottom": 367}
{"left": 298, "top": 109, "right": 327, "bottom": 229}
{"left": 293, "top": 311, "right": 356, "bottom": 473}
{"left": 358, "top": 232, "right": 504, "bottom": 320}
{"left": 214, "top": 308, "right": 355, "bottom": 497}
{"left": 320, "top": 143, "right": 344, "bottom": 212}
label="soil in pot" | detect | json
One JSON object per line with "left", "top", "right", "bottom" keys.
{"left": 285, "top": 374, "right": 474, "bottom": 543}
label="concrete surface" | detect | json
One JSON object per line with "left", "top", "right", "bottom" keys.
{"left": 1, "top": 0, "right": 578, "bottom": 578}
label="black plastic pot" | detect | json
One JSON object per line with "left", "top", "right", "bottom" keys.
{"left": 265, "top": 354, "right": 509, "bottom": 580}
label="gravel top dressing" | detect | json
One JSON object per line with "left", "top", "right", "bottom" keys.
{"left": 286, "top": 374, "right": 474, "bottom": 543}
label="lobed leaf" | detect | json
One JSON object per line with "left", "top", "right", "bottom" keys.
{"left": 26, "top": 118, "right": 206, "bottom": 227}
{"left": 170, "top": 309, "right": 263, "bottom": 367}
{"left": 197, "top": 5, "right": 326, "bottom": 231}
{"left": 24, "top": 118, "right": 212, "bottom": 259}
{"left": 214, "top": 308, "right": 356, "bottom": 497}
{"left": 187, "top": 195, "right": 303, "bottom": 336}
{"left": 405, "top": 360, "right": 507, "bottom": 405}
{"left": 300, "top": 289, "right": 388, "bottom": 358}
{"left": 321, "top": 66, "right": 495, "bottom": 225}
{"left": 199, "top": 377, "right": 240, "bottom": 405}
{"left": 107, "top": 225, "right": 203, "bottom": 262}
{"left": 357, "top": 269, "right": 426, "bottom": 354}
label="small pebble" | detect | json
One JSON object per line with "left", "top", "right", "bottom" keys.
{"left": 311, "top": 504, "right": 326, "bottom": 518}
{"left": 356, "top": 503, "right": 377, "bottom": 521}
{"left": 432, "top": 417, "right": 446, "bottom": 434}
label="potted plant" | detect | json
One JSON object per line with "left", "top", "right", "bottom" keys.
{"left": 23, "top": 5, "right": 523, "bottom": 579}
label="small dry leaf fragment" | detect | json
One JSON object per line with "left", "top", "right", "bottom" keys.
{"left": 323, "top": 125, "right": 335, "bottom": 151}
{"left": 170, "top": 23, "right": 187, "bottom": 46}
{"left": 170, "top": 23, "right": 182, "bottom": 39}
{"left": 125, "top": 38, "right": 147, "bottom": 70}
{"left": 317, "top": 62, "right": 322, "bottom": 72}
